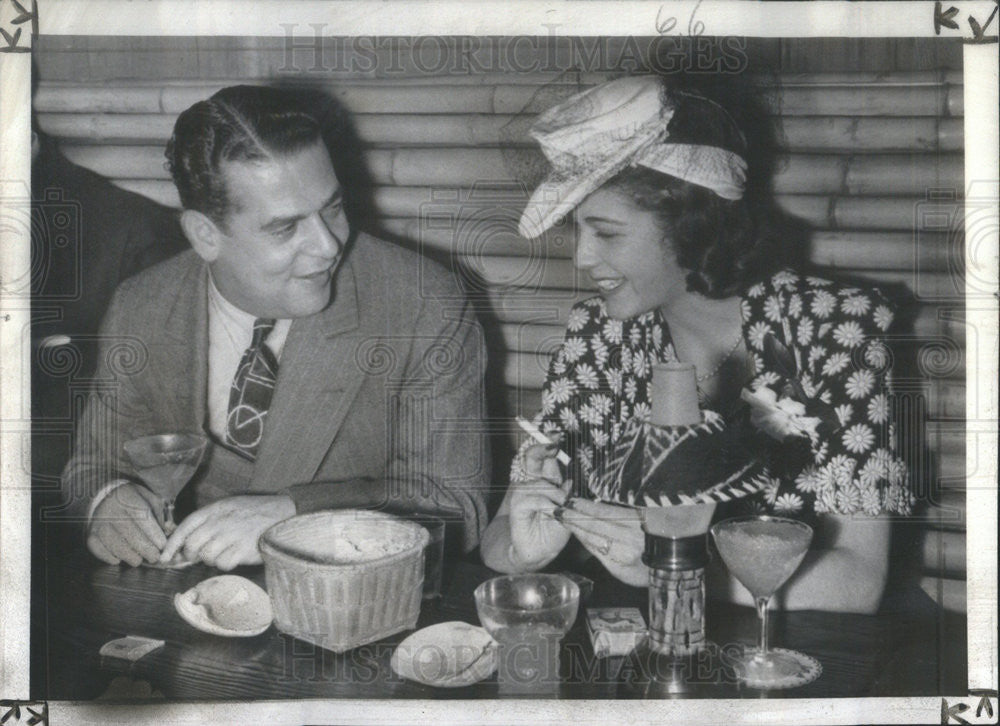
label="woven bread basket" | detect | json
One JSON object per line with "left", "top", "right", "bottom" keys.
{"left": 259, "top": 510, "right": 429, "bottom": 653}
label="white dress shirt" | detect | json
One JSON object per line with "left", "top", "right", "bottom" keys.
{"left": 88, "top": 275, "right": 292, "bottom": 521}
{"left": 206, "top": 276, "right": 291, "bottom": 441}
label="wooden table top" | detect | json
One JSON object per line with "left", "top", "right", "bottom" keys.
{"left": 36, "top": 545, "right": 965, "bottom": 701}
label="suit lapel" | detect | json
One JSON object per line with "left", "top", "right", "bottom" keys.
{"left": 149, "top": 255, "right": 209, "bottom": 431}
{"left": 250, "top": 257, "right": 364, "bottom": 491}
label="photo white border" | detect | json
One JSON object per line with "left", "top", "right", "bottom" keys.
{"left": 2, "top": 1, "right": 997, "bottom": 723}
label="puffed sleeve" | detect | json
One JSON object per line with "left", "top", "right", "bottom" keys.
{"left": 783, "top": 276, "right": 913, "bottom": 517}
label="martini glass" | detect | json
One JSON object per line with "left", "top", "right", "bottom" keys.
{"left": 710, "top": 515, "right": 820, "bottom": 689}
{"left": 123, "top": 433, "right": 208, "bottom": 537}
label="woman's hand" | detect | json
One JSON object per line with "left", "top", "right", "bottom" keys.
{"left": 508, "top": 478, "right": 572, "bottom": 569}
{"left": 507, "top": 445, "right": 572, "bottom": 570}
{"left": 558, "top": 498, "right": 648, "bottom": 586}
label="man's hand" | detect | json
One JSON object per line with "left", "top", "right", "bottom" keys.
{"left": 558, "top": 498, "right": 648, "bottom": 586}
{"left": 87, "top": 483, "right": 167, "bottom": 566}
{"left": 159, "top": 495, "right": 297, "bottom": 570}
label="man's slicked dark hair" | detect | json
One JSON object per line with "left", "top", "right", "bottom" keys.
{"left": 165, "top": 85, "right": 323, "bottom": 224}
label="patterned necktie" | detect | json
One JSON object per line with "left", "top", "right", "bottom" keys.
{"left": 226, "top": 317, "right": 278, "bottom": 461}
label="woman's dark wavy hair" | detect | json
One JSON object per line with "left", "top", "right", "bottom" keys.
{"left": 603, "top": 77, "right": 788, "bottom": 299}
{"left": 164, "top": 85, "right": 323, "bottom": 227}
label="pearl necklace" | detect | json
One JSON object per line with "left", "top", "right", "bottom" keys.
{"left": 696, "top": 333, "right": 745, "bottom": 383}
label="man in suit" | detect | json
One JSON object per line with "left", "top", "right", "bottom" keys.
{"left": 62, "top": 85, "right": 489, "bottom": 570}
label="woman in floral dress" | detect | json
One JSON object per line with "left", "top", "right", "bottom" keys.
{"left": 480, "top": 76, "right": 912, "bottom": 613}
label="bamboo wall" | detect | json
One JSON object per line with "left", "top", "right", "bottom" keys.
{"left": 32, "top": 36, "right": 968, "bottom": 612}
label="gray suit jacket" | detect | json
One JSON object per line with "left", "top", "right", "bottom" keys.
{"left": 61, "top": 233, "right": 489, "bottom": 550}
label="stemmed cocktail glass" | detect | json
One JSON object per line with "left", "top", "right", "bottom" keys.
{"left": 123, "top": 433, "right": 208, "bottom": 538}
{"left": 710, "top": 515, "right": 821, "bottom": 689}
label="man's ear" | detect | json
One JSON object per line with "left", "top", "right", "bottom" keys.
{"left": 180, "top": 209, "right": 225, "bottom": 262}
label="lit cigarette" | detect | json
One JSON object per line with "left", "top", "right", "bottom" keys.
{"left": 515, "top": 416, "right": 572, "bottom": 467}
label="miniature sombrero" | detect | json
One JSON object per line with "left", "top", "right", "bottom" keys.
{"left": 588, "top": 410, "right": 771, "bottom": 508}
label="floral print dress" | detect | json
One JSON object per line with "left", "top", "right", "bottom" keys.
{"left": 512, "top": 270, "right": 913, "bottom": 520}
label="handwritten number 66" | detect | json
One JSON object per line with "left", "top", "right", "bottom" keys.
{"left": 656, "top": 1, "right": 705, "bottom": 37}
